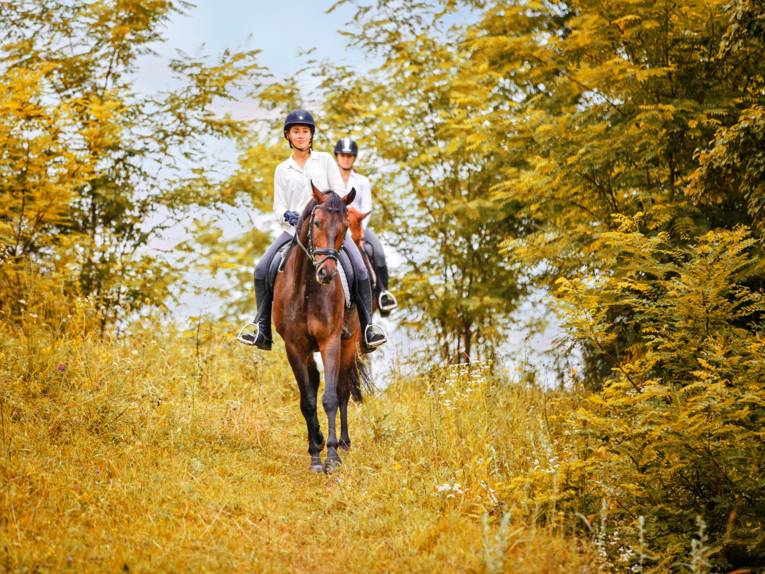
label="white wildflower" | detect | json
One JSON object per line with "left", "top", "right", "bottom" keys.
{"left": 435, "top": 482, "right": 464, "bottom": 498}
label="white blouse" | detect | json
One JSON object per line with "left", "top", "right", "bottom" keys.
{"left": 345, "top": 170, "right": 373, "bottom": 230}
{"left": 273, "top": 151, "right": 347, "bottom": 234}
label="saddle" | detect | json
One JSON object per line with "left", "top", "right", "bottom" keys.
{"left": 267, "top": 240, "right": 354, "bottom": 308}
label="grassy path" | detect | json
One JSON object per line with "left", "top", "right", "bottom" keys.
{"left": 1, "top": 330, "right": 597, "bottom": 572}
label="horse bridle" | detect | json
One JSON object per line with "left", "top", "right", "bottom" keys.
{"left": 293, "top": 204, "right": 344, "bottom": 283}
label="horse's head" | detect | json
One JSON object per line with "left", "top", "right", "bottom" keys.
{"left": 302, "top": 182, "right": 356, "bottom": 285}
{"left": 347, "top": 207, "right": 370, "bottom": 246}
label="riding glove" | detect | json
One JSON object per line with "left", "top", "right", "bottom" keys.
{"left": 283, "top": 211, "right": 299, "bottom": 226}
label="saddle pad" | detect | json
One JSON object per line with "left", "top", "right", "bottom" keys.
{"left": 337, "top": 262, "right": 352, "bottom": 309}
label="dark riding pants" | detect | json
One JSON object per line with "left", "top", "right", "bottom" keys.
{"left": 364, "top": 229, "right": 387, "bottom": 269}
{"left": 254, "top": 232, "right": 292, "bottom": 282}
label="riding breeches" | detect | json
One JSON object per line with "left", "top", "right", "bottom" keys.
{"left": 342, "top": 235, "right": 368, "bottom": 282}
{"left": 363, "top": 229, "right": 387, "bottom": 268}
{"left": 254, "top": 231, "right": 293, "bottom": 282}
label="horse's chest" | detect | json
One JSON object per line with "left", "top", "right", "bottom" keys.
{"left": 276, "top": 288, "right": 331, "bottom": 329}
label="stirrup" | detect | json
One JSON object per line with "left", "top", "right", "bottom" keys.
{"left": 378, "top": 290, "right": 398, "bottom": 312}
{"left": 364, "top": 324, "right": 387, "bottom": 349}
{"left": 236, "top": 321, "right": 259, "bottom": 346}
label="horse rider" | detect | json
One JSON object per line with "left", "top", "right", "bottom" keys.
{"left": 238, "top": 110, "right": 387, "bottom": 353}
{"left": 334, "top": 137, "right": 398, "bottom": 315}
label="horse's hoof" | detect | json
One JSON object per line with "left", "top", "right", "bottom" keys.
{"left": 339, "top": 440, "right": 351, "bottom": 452}
{"left": 310, "top": 456, "right": 324, "bottom": 473}
{"left": 324, "top": 456, "right": 342, "bottom": 473}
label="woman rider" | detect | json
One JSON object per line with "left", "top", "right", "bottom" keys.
{"left": 334, "top": 137, "right": 398, "bottom": 315}
{"left": 238, "top": 110, "right": 387, "bottom": 352}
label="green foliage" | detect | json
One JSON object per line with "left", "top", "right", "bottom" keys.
{"left": 324, "top": 0, "right": 765, "bottom": 567}
{"left": 689, "top": 106, "right": 765, "bottom": 231}
{"left": 0, "top": 0, "right": 267, "bottom": 325}
{"left": 555, "top": 226, "right": 765, "bottom": 569}
{"left": 318, "top": 2, "right": 527, "bottom": 363}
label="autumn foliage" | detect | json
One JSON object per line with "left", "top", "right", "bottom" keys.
{"left": 1, "top": 0, "right": 764, "bottom": 572}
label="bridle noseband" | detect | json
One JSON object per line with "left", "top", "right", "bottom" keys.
{"left": 294, "top": 204, "right": 344, "bottom": 283}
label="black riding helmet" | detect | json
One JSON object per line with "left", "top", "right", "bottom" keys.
{"left": 334, "top": 137, "right": 358, "bottom": 156}
{"left": 283, "top": 109, "right": 315, "bottom": 135}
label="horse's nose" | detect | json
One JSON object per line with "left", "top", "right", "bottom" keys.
{"left": 317, "top": 266, "right": 335, "bottom": 285}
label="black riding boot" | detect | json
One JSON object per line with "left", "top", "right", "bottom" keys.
{"left": 377, "top": 263, "right": 390, "bottom": 291}
{"left": 239, "top": 277, "right": 273, "bottom": 350}
{"left": 357, "top": 278, "right": 387, "bottom": 353}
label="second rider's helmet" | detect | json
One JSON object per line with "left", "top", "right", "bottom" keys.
{"left": 334, "top": 137, "right": 358, "bottom": 156}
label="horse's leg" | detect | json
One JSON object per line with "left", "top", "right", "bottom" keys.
{"left": 306, "top": 354, "right": 324, "bottom": 451}
{"left": 286, "top": 346, "right": 324, "bottom": 472}
{"left": 338, "top": 401, "right": 352, "bottom": 451}
{"left": 338, "top": 339, "right": 356, "bottom": 451}
{"left": 320, "top": 339, "right": 342, "bottom": 471}
{"left": 338, "top": 380, "right": 351, "bottom": 451}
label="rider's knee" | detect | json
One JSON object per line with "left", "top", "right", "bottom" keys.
{"left": 254, "top": 257, "right": 269, "bottom": 280}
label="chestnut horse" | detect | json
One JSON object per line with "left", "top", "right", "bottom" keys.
{"left": 273, "top": 184, "right": 370, "bottom": 472}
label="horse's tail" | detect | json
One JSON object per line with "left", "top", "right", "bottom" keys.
{"left": 350, "top": 353, "right": 375, "bottom": 402}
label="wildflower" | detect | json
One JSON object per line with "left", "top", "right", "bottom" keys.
{"left": 435, "top": 482, "right": 464, "bottom": 498}
{"left": 618, "top": 545, "right": 633, "bottom": 563}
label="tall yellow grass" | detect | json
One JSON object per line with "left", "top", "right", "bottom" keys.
{"left": 0, "top": 313, "right": 601, "bottom": 573}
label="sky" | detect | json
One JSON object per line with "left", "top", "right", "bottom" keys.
{"left": 136, "top": 1, "right": 373, "bottom": 97}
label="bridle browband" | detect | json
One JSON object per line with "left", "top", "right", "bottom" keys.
{"left": 293, "top": 203, "right": 345, "bottom": 283}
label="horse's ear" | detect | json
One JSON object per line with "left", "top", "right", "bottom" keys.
{"left": 343, "top": 187, "right": 357, "bottom": 205}
{"left": 360, "top": 210, "right": 371, "bottom": 221}
{"left": 311, "top": 180, "right": 324, "bottom": 203}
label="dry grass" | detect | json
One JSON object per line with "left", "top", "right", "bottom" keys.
{"left": 0, "top": 319, "right": 601, "bottom": 573}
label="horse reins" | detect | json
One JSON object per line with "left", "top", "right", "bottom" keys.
{"left": 293, "top": 204, "right": 343, "bottom": 283}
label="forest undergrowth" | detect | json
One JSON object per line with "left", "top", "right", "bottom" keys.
{"left": 2, "top": 291, "right": 744, "bottom": 573}
{"left": 0, "top": 299, "right": 608, "bottom": 573}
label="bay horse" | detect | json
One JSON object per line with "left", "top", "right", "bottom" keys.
{"left": 273, "top": 184, "right": 371, "bottom": 472}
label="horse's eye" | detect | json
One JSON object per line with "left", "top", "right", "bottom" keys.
{"left": 313, "top": 220, "right": 320, "bottom": 228}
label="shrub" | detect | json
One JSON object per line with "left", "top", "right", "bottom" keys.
{"left": 556, "top": 224, "right": 765, "bottom": 570}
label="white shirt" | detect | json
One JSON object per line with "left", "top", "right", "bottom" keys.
{"left": 345, "top": 170, "right": 373, "bottom": 230}
{"left": 273, "top": 151, "right": 347, "bottom": 234}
